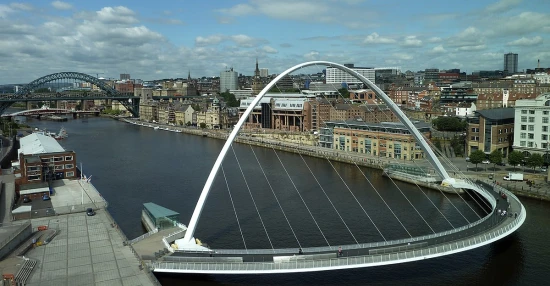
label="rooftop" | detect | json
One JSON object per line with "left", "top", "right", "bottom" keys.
{"left": 18, "top": 133, "right": 66, "bottom": 156}
{"left": 143, "top": 202, "right": 179, "bottom": 219}
{"left": 475, "top": 108, "right": 515, "bottom": 120}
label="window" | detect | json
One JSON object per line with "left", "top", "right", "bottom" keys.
{"left": 544, "top": 118, "right": 549, "bottom": 124}
{"left": 520, "top": 141, "right": 526, "bottom": 146}
{"left": 529, "top": 110, "right": 535, "bottom": 114}
{"left": 41, "top": 157, "right": 52, "bottom": 163}
{"left": 65, "top": 156, "right": 73, "bottom": 161}
{"left": 65, "top": 164, "right": 74, "bottom": 169}
{"left": 26, "top": 166, "right": 39, "bottom": 172}
{"left": 528, "top": 133, "right": 534, "bottom": 139}
{"left": 529, "top": 117, "right": 535, "bottom": 123}
{"left": 53, "top": 156, "right": 63, "bottom": 162}
{"left": 543, "top": 134, "right": 549, "bottom": 141}
{"left": 544, "top": 111, "right": 549, "bottom": 115}
{"left": 521, "top": 110, "right": 527, "bottom": 114}
{"left": 521, "top": 125, "right": 527, "bottom": 131}
{"left": 528, "top": 142, "right": 534, "bottom": 147}
{"left": 499, "top": 129, "right": 502, "bottom": 134}
{"left": 520, "top": 133, "right": 526, "bottom": 139}
{"left": 521, "top": 116, "right": 527, "bottom": 122}
{"left": 66, "top": 171, "right": 74, "bottom": 177}
{"left": 529, "top": 125, "right": 534, "bottom": 131}
{"left": 543, "top": 126, "right": 549, "bottom": 132}
{"left": 28, "top": 175, "right": 40, "bottom": 181}
{"left": 55, "top": 165, "right": 63, "bottom": 170}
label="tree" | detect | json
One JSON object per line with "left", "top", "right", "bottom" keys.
{"left": 488, "top": 149, "right": 503, "bottom": 170}
{"left": 178, "top": 120, "right": 183, "bottom": 126}
{"left": 338, "top": 88, "right": 350, "bottom": 98}
{"left": 508, "top": 151, "right": 524, "bottom": 171}
{"left": 526, "top": 153, "right": 544, "bottom": 172}
{"left": 220, "top": 91, "right": 239, "bottom": 107}
{"left": 469, "top": 150, "right": 485, "bottom": 170}
{"left": 432, "top": 117, "right": 467, "bottom": 132}
{"left": 199, "top": 123, "right": 206, "bottom": 129}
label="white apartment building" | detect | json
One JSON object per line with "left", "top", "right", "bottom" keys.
{"left": 220, "top": 68, "right": 239, "bottom": 92}
{"left": 260, "top": 68, "right": 269, "bottom": 78}
{"left": 513, "top": 93, "right": 550, "bottom": 161}
{"left": 326, "top": 66, "right": 375, "bottom": 85}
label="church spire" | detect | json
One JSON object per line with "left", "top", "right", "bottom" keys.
{"left": 188, "top": 70, "right": 191, "bottom": 81}
{"left": 255, "top": 57, "right": 259, "bottom": 72}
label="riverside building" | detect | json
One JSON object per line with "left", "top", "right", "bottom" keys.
{"left": 319, "top": 120, "right": 431, "bottom": 160}
{"left": 512, "top": 93, "right": 550, "bottom": 164}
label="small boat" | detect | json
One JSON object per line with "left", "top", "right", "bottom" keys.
{"left": 55, "top": 127, "right": 68, "bottom": 140}
{"left": 154, "top": 126, "right": 159, "bottom": 130}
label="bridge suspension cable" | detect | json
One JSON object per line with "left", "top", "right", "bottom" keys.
{"left": 230, "top": 144, "right": 275, "bottom": 250}
{"left": 248, "top": 145, "right": 304, "bottom": 249}
{"left": 221, "top": 165, "right": 248, "bottom": 250}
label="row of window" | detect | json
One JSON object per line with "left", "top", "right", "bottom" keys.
{"left": 521, "top": 110, "right": 550, "bottom": 115}
{"left": 520, "top": 125, "right": 549, "bottom": 132}
{"left": 28, "top": 171, "right": 74, "bottom": 181}
{"left": 41, "top": 156, "right": 73, "bottom": 163}
{"left": 519, "top": 133, "right": 549, "bottom": 141}
{"left": 27, "top": 164, "right": 74, "bottom": 172}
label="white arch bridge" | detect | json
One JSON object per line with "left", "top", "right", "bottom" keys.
{"left": 149, "top": 61, "right": 526, "bottom": 274}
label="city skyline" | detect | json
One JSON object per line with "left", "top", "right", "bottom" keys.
{"left": 1, "top": 0, "right": 549, "bottom": 84}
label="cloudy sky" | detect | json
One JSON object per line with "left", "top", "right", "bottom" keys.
{"left": 1, "top": 0, "right": 549, "bottom": 84}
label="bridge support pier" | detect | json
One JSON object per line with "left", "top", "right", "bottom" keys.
{"left": 26, "top": 101, "right": 32, "bottom": 110}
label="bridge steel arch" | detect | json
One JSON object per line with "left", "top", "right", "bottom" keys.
{"left": 9, "top": 72, "right": 139, "bottom": 117}
{"left": 15, "top": 72, "right": 117, "bottom": 96}
{"left": 181, "top": 61, "right": 455, "bottom": 246}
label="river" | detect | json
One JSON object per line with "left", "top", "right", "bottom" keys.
{"left": 25, "top": 116, "right": 550, "bottom": 285}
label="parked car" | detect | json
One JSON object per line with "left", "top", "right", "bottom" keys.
{"left": 22, "top": 196, "right": 31, "bottom": 203}
{"left": 482, "top": 160, "right": 490, "bottom": 164}
{"left": 42, "top": 194, "right": 50, "bottom": 201}
{"left": 86, "top": 208, "right": 95, "bottom": 216}
{"left": 541, "top": 167, "right": 548, "bottom": 172}
{"left": 465, "top": 157, "right": 470, "bottom": 162}
{"left": 497, "top": 162, "right": 506, "bottom": 166}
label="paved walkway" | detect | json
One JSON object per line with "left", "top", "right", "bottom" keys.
{"left": 24, "top": 210, "right": 156, "bottom": 286}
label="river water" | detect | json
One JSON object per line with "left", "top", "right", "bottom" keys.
{"left": 26, "top": 117, "right": 550, "bottom": 285}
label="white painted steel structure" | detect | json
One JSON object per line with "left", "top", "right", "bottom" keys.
{"left": 173, "top": 62, "right": 526, "bottom": 274}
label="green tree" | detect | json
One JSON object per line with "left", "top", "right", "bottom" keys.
{"left": 469, "top": 150, "right": 485, "bottom": 170}
{"left": 526, "top": 153, "right": 544, "bottom": 172}
{"left": 488, "top": 149, "right": 503, "bottom": 170}
{"left": 178, "top": 120, "right": 183, "bottom": 126}
{"left": 199, "top": 123, "right": 206, "bottom": 129}
{"left": 338, "top": 88, "right": 350, "bottom": 98}
{"left": 220, "top": 92, "right": 239, "bottom": 107}
{"left": 186, "top": 121, "right": 191, "bottom": 126}
{"left": 508, "top": 151, "right": 524, "bottom": 171}
{"left": 432, "top": 117, "right": 467, "bottom": 132}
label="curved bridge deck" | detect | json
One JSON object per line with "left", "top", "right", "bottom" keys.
{"left": 150, "top": 181, "right": 525, "bottom": 274}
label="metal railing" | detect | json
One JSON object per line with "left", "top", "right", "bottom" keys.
{"left": 128, "top": 228, "right": 159, "bottom": 244}
{"left": 152, "top": 206, "right": 525, "bottom": 272}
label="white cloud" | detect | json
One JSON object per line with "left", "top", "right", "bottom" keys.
{"left": 51, "top": 1, "right": 72, "bottom": 10}
{"left": 96, "top": 6, "right": 137, "bottom": 24}
{"left": 218, "top": 3, "right": 255, "bottom": 16}
{"left": 0, "top": 5, "right": 14, "bottom": 18}
{"left": 262, "top": 46, "right": 278, "bottom": 54}
{"left": 393, "top": 53, "right": 413, "bottom": 60}
{"left": 195, "top": 35, "right": 224, "bottom": 46}
{"left": 304, "top": 51, "right": 320, "bottom": 61}
{"left": 447, "top": 27, "right": 485, "bottom": 48}
{"left": 402, "top": 36, "right": 422, "bottom": 47}
{"left": 457, "top": 44, "right": 487, "bottom": 51}
{"left": 507, "top": 36, "right": 543, "bottom": 46}
{"left": 363, "top": 32, "right": 395, "bottom": 44}
{"left": 428, "top": 37, "right": 442, "bottom": 43}
{"left": 486, "top": 0, "right": 522, "bottom": 13}
{"left": 489, "top": 12, "right": 550, "bottom": 36}
{"left": 431, "top": 45, "right": 446, "bottom": 54}
{"left": 10, "top": 2, "right": 33, "bottom": 11}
